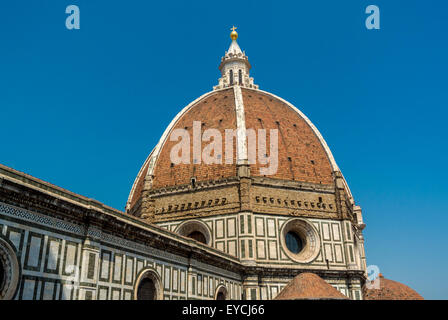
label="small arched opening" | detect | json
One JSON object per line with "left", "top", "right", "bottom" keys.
{"left": 175, "top": 220, "right": 212, "bottom": 246}
{"left": 187, "top": 231, "right": 207, "bottom": 244}
{"left": 217, "top": 291, "right": 226, "bottom": 300}
{"left": 137, "top": 278, "right": 156, "bottom": 300}
{"left": 134, "top": 268, "right": 162, "bottom": 300}
{"left": 214, "top": 285, "right": 228, "bottom": 300}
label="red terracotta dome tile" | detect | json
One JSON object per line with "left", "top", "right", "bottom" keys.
{"left": 274, "top": 273, "right": 348, "bottom": 300}
{"left": 362, "top": 274, "right": 424, "bottom": 300}
{"left": 127, "top": 88, "right": 339, "bottom": 213}
{"left": 242, "top": 89, "right": 333, "bottom": 184}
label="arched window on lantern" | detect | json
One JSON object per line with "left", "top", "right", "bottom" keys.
{"left": 229, "top": 69, "right": 233, "bottom": 85}
{"left": 239, "top": 69, "right": 243, "bottom": 85}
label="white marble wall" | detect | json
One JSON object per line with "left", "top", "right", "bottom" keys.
{"left": 157, "top": 213, "right": 365, "bottom": 271}
{"left": 0, "top": 202, "right": 241, "bottom": 300}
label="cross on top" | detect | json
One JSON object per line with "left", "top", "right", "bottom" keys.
{"left": 231, "top": 26, "right": 237, "bottom": 32}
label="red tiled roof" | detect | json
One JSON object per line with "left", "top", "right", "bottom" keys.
{"left": 362, "top": 274, "right": 424, "bottom": 300}
{"left": 274, "top": 273, "right": 349, "bottom": 300}
{"left": 242, "top": 89, "right": 333, "bottom": 184}
{"left": 152, "top": 88, "right": 238, "bottom": 189}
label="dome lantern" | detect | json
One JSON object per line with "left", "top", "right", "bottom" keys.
{"left": 213, "top": 27, "right": 259, "bottom": 90}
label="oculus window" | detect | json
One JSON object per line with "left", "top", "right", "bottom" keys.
{"left": 285, "top": 231, "right": 303, "bottom": 254}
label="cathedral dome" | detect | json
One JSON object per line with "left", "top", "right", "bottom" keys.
{"left": 126, "top": 29, "right": 354, "bottom": 221}
{"left": 126, "top": 87, "right": 346, "bottom": 211}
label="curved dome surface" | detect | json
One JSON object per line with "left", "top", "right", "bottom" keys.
{"left": 242, "top": 88, "right": 334, "bottom": 183}
{"left": 274, "top": 273, "right": 349, "bottom": 300}
{"left": 153, "top": 88, "right": 238, "bottom": 189}
{"left": 127, "top": 87, "right": 348, "bottom": 212}
{"left": 362, "top": 275, "right": 424, "bottom": 300}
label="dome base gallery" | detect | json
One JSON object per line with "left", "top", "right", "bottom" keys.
{"left": 0, "top": 28, "right": 422, "bottom": 300}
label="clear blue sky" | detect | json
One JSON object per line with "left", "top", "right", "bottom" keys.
{"left": 1, "top": 1, "right": 447, "bottom": 299}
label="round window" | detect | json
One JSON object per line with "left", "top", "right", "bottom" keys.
{"left": 285, "top": 231, "right": 303, "bottom": 254}
{"left": 0, "top": 237, "right": 20, "bottom": 300}
{"left": 214, "top": 285, "right": 227, "bottom": 300}
{"left": 280, "top": 218, "right": 321, "bottom": 263}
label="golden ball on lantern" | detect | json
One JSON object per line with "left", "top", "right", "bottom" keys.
{"left": 230, "top": 26, "right": 238, "bottom": 40}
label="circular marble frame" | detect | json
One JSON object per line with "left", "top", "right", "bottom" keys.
{"left": 280, "top": 218, "right": 321, "bottom": 264}
{"left": 0, "top": 236, "right": 20, "bottom": 300}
